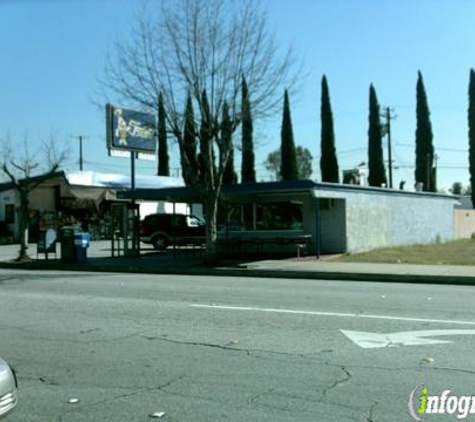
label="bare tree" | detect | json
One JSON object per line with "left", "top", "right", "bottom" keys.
{"left": 1, "top": 135, "right": 69, "bottom": 261}
{"left": 102, "top": 0, "right": 301, "bottom": 262}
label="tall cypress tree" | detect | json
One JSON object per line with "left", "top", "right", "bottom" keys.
{"left": 367, "top": 84, "right": 387, "bottom": 187}
{"left": 280, "top": 89, "right": 298, "bottom": 181}
{"left": 320, "top": 75, "right": 339, "bottom": 183}
{"left": 182, "top": 93, "right": 198, "bottom": 186}
{"left": 241, "top": 77, "right": 255, "bottom": 183}
{"left": 222, "top": 101, "right": 236, "bottom": 184}
{"left": 415, "top": 71, "right": 435, "bottom": 192}
{"left": 469, "top": 69, "right": 475, "bottom": 208}
{"left": 157, "top": 92, "right": 170, "bottom": 176}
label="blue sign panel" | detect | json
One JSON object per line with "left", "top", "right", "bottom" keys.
{"left": 107, "top": 104, "right": 157, "bottom": 153}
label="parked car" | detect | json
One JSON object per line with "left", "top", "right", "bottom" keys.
{"left": 0, "top": 358, "right": 18, "bottom": 419}
{"left": 140, "top": 213, "right": 205, "bottom": 250}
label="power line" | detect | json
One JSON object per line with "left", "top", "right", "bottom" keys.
{"left": 396, "top": 141, "right": 467, "bottom": 153}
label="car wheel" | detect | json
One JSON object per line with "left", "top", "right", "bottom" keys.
{"left": 152, "top": 235, "right": 168, "bottom": 250}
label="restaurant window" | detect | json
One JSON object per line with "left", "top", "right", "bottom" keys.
{"left": 256, "top": 202, "right": 303, "bottom": 230}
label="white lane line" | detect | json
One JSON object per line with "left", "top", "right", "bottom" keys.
{"left": 190, "top": 304, "right": 475, "bottom": 326}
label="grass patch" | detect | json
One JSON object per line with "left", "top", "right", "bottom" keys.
{"left": 338, "top": 239, "right": 475, "bottom": 266}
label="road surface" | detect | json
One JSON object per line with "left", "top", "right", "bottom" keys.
{"left": 1, "top": 269, "right": 475, "bottom": 421}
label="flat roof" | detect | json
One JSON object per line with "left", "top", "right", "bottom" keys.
{"left": 314, "top": 181, "right": 456, "bottom": 200}
{"left": 118, "top": 180, "right": 458, "bottom": 202}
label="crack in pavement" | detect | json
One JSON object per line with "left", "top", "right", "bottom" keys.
{"left": 142, "top": 335, "right": 250, "bottom": 353}
{"left": 246, "top": 389, "right": 367, "bottom": 418}
{"left": 0, "top": 276, "right": 26, "bottom": 285}
{"left": 425, "top": 366, "right": 475, "bottom": 375}
{"left": 367, "top": 400, "right": 379, "bottom": 421}
{"left": 142, "top": 334, "right": 333, "bottom": 362}
{"left": 322, "top": 366, "right": 352, "bottom": 397}
{"left": 247, "top": 388, "right": 276, "bottom": 404}
{"left": 5, "top": 327, "right": 147, "bottom": 344}
{"left": 329, "top": 363, "right": 475, "bottom": 377}
{"left": 56, "top": 375, "right": 185, "bottom": 421}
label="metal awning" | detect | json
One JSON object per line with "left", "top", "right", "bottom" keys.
{"left": 118, "top": 180, "right": 319, "bottom": 203}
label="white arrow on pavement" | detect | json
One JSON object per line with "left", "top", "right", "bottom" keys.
{"left": 341, "top": 329, "right": 475, "bottom": 349}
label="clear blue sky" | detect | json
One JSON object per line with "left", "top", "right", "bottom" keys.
{"left": 1, "top": 0, "right": 474, "bottom": 190}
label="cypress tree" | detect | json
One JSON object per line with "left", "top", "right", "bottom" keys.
{"left": 222, "top": 101, "right": 236, "bottom": 184}
{"left": 320, "top": 75, "right": 339, "bottom": 183}
{"left": 182, "top": 93, "right": 198, "bottom": 186}
{"left": 241, "top": 77, "right": 255, "bottom": 183}
{"left": 469, "top": 69, "right": 475, "bottom": 208}
{"left": 367, "top": 84, "right": 387, "bottom": 187}
{"left": 415, "top": 71, "right": 435, "bottom": 192}
{"left": 157, "top": 92, "right": 170, "bottom": 176}
{"left": 280, "top": 89, "right": 298, "bottom": 181}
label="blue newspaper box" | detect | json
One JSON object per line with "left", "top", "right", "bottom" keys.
{"left": 74, "top": 233, "right": 90, "bottom": 264}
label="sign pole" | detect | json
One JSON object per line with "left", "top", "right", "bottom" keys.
{"left": 106, "top": 104, "right": 157, "bottom": 257}
{"left": 130, "top": 151, "right": 139, "bottom": 256}
{"left": 131, "top": 151, "right": 136, "bottom": 192}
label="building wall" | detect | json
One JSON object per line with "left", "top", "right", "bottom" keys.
{"left": 0, "top": 187, "right": 56, "bottom": 239}
{"left": 455, "top": 196, "right": 473, "bottom": 210}
{"left": 316, "top": 187, "right": 456, "bottom": 253}
{"left": 30, "top": 187, "right": 56, "bottom": 212}
{"left": 318, "top": 198, "right": 346, "bottom": 254}
{"left": 454, "top": 209, "right": 475, "bottom": 239}
{"left": 0, "top": 189, "right": 18, "bottom": 237}
{"left": 0, "top": 189, "right": 15, "bottom": 221}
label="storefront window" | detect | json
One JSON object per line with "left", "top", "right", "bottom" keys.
{"left": 256, "top": 202, "right": 303, "bottom": 230}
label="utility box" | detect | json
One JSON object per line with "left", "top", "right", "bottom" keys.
{"left": 60, "top": 227, "right": 77, "bottom": 263}
{"left": 74, "top": 232, "right": 90, "bottom": 264}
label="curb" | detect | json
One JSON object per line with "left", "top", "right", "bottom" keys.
{"left": 1, "top": 261, "right": 475, "bottom": 286}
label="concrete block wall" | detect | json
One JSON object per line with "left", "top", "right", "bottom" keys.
{"left": 316, "top": 186, "right": 456, "bottom": 253}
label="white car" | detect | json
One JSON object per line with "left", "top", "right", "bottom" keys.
{"left": 0, "top": 358, "right": 17, "bottom": 419}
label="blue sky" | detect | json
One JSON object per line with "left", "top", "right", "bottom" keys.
{"left": 1, "top": 0, "right": 474, "bottom": 190}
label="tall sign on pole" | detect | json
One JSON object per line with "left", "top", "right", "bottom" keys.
{"left": 106, "top": 104, "right": 157, "bottom": 156}
{"left": 106, "top": 104, "right": 157, "bottom": 258}
{"left": 106, "top": 104, "right": 158, "bottom": 189}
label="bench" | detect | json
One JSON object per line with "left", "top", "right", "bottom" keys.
{"left": 218, "top": 234, "right": 313, "bottom": 258}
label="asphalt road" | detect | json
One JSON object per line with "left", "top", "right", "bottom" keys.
{"left": 1, "top": 270, "right": 475, "bottom": 421}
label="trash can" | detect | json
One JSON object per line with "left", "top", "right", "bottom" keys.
{"left": 74, "top": 233, "right": 90, "bottom": 264}
{"left": 61, "top": 227, "right": 77, "bottom": 263}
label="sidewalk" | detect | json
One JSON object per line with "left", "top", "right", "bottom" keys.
{"left": 1, "top": 241, "right": 475, "bottom": 285}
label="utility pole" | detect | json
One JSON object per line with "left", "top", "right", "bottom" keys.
{"left": 71, "top": 135, "right": 89, "bottom": 171}
{"left": 380, "top": 107, "right": 396, "bottom": 188}
{"left": 426, "top": 152, "right": 432, "bottom": 191}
